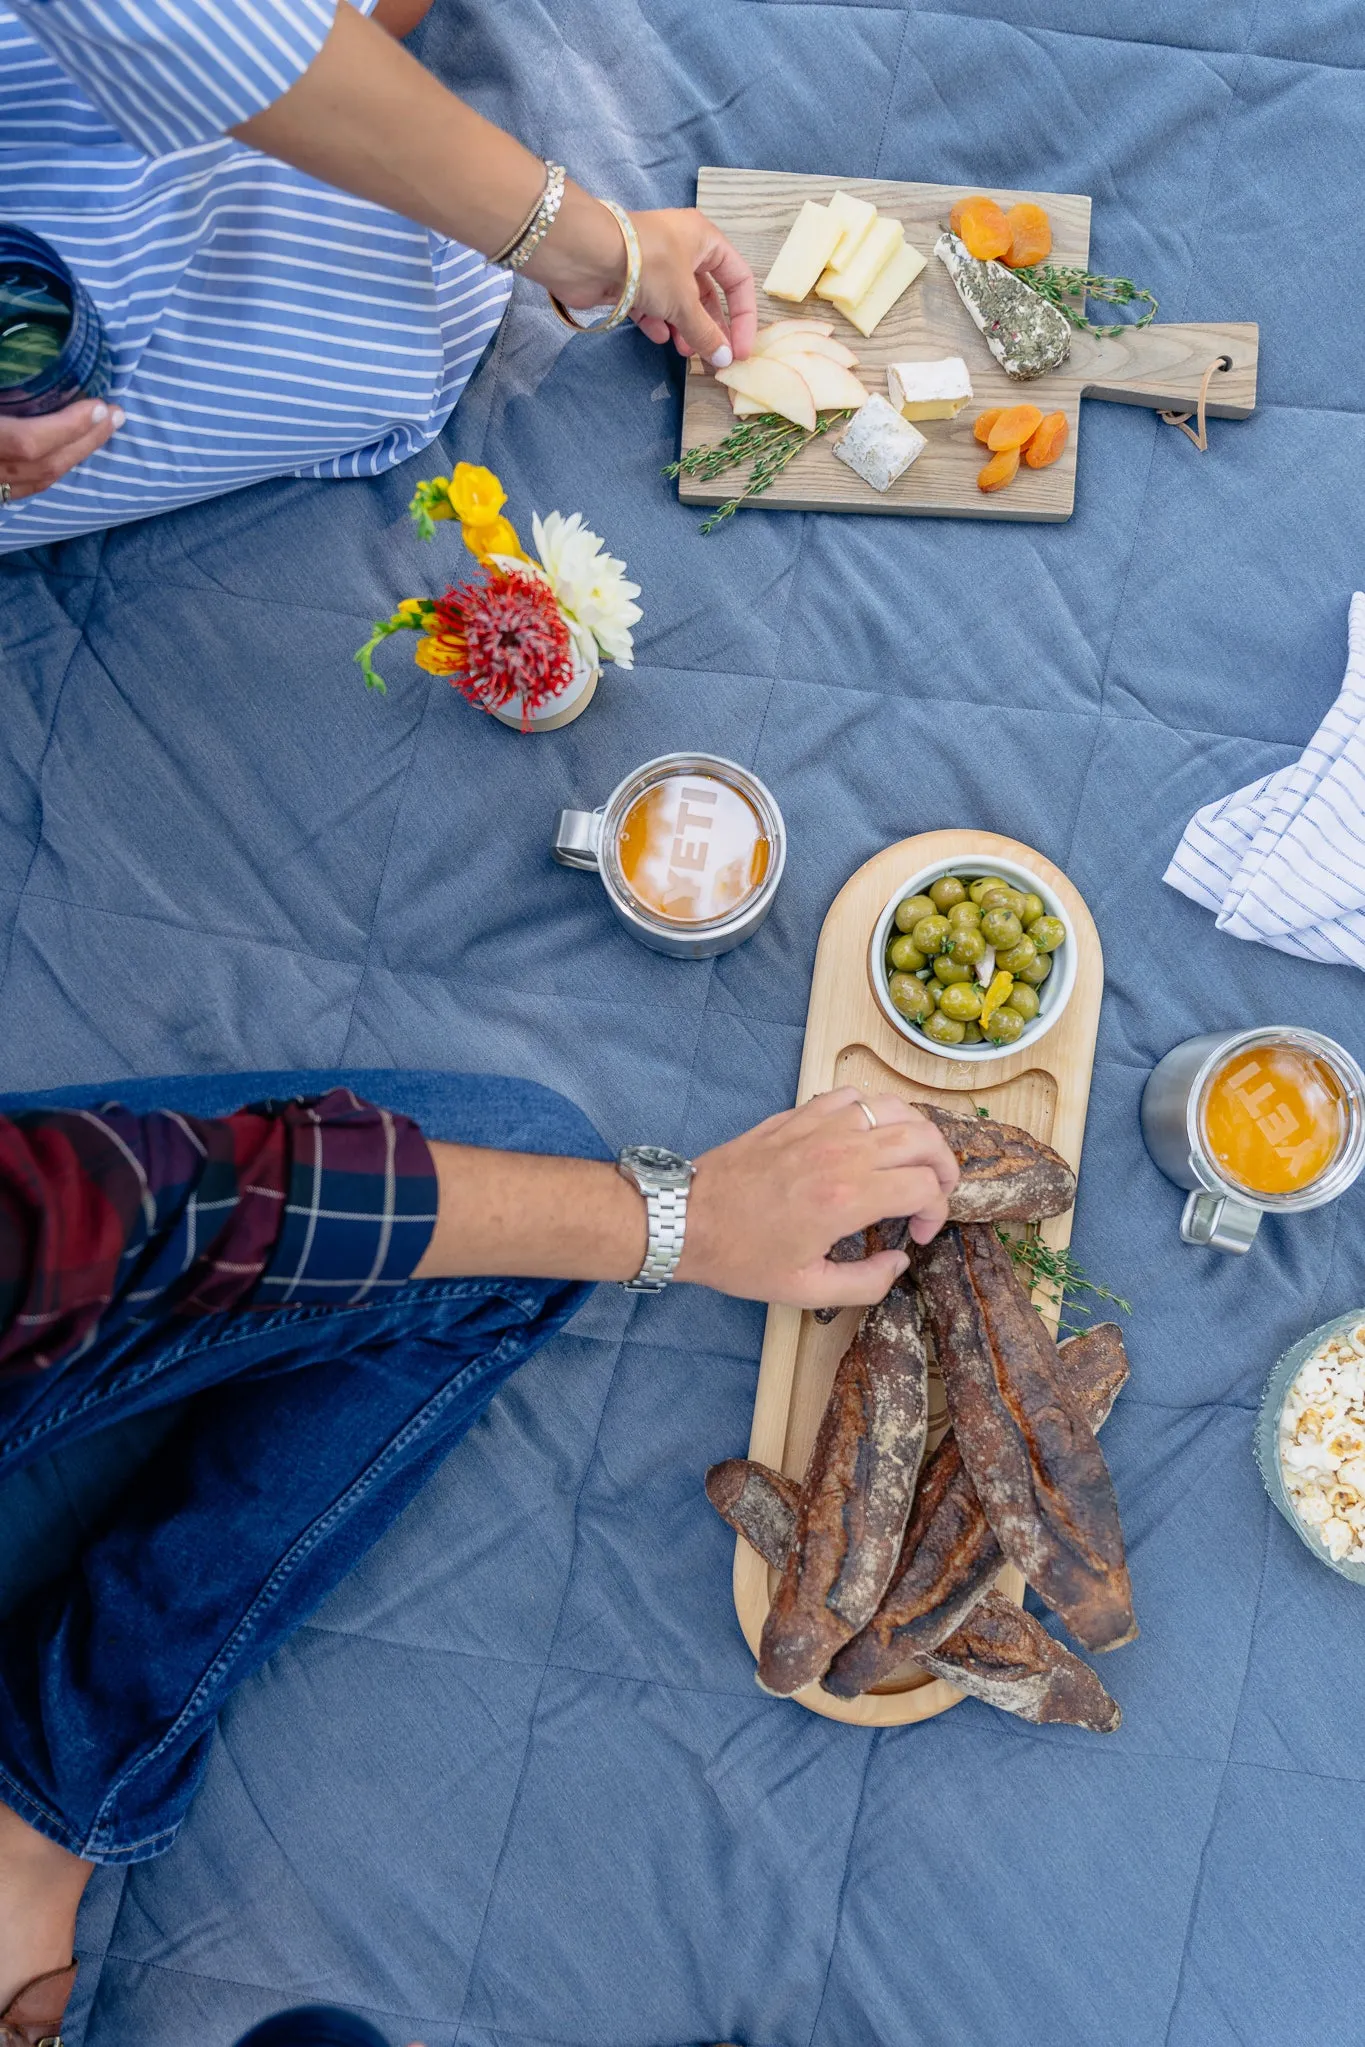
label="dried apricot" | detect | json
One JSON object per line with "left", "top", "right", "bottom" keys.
{"left": 986, "top": 404, "right": 1044, "bottom": 452}
{"left": 977, "top": 446, "right": 1020, "bottom": 493}
{"left": 972, "top": 408, "right": 1004, "bottom": 445}
{"left": 948, "top": 195, "right": 1012, "bottom": 263}
{"left": 1022, "top": 411, "right": 1069, "bottom": 468}
{"left": 1003, "top": 202, "right": 1052, "bottom": 269}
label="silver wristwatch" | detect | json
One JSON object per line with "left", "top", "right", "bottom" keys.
{"left": 617, "top": 1145, "right": 695, "bottom": 1292}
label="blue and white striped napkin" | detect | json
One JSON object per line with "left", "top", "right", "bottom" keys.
{"left": 1166, "top": 592, "right": 1365, "bottom": 969}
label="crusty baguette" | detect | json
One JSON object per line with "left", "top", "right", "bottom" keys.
{"left": 916, "top": 1590, "right": 1121, "bottom": 1731}
{"left": 704, "top": 1466, "right": 1120, "bottom": 1730}
{"left": 822, "top": 1321, "right": 1130, "bottom": 1695}
{"left": 815, "top": 1105, "right": 1076, "bottom": 1321}
{"left": 757, "top": 1284, "right": 928, "bottom": 1696}
{"left": 909, "top": 1225, "right": 1136, "bottom": 1652}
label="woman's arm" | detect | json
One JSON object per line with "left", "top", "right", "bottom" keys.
{"left": 233, "top": 0, "right": 756, "bottom": 364}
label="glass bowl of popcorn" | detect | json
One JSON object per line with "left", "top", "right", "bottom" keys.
{"left": 1255, "top": 1311, "right": 1365, "bottom": 1584}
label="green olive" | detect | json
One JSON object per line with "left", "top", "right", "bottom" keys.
{"left": 933, "top": 954, "right": 974, "bottom": 986}
{"left": 1007, "top": 982, "right": 1041, "bottom": 1023}
{"left": 969, "top": 875, "right": 1011, "bottom": 905}
{"left": 888, "top": 971, "right": 934, "bottom": 1022}
{"left": 980, "top": 907, "right": 1023, "bottom": 950}
{"left": 947, "top": 927, "right": 986, "bottom": 967}
{"left": 894, "top": 894, "right": 937, "bottom": 934}
{"left": 923, "top": 1010, "right": 967, "bottom": 1046}
{"left": 978, "top": 885, "right": 1027, "bottom": 919}
{"left": 928, "top": 874, "right": 968, "bottom": 912}
{"left": 994, "top": 936, "right": 1038, "bottom": 976}
{"left": 947, "top": 901, "right": 982, "bottom": 930}
{"left": 888, "top": 934, "right": 928, "bottom": 972}
{"left": 910, "top": 915, "right": 951, "bottom": 957}
{"left": 960, "top": 1021, "right": 985, "bottom": 1044}
{"left": 1018, "top": 951, "right": 1052, "bottom": 987}
{"left": 1027, "top": 915, "right": 1067, "bottom": 953}
{"left": 985, "top": 1006, "right": 1026, "bottom": 1045}
{"left": 1019, "top": 893, "right": 1045, "bottom": 928}
{"left": 938, "top": 981, "right": 984, "bottom": 1022}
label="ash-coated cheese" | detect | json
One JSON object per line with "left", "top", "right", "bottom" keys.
{"left": 832, "top": 392, "right": 927, "bottom": 491}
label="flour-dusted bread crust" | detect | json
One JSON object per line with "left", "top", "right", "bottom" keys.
{"left": 757, "top": 1284, "right": 929, "bottom": 1696}
{"left": 910, "top": 1224, "right": 1136, "bottom": 1652}
{"left": 917, "top": 1590, "right": 1121, "bottom": 1731}
{"left": 705, "top": 1458, "right": 798, "bottom": 1569}
{"left": 816, "top": 1107, "right": 1076, "bottom": 1321}
{"left": 823, "top": 1318, "right": 1129, "bottom": 1695}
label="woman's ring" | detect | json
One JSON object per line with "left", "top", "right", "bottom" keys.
{"left": 855, "top": 1098, "right": 878, "bottom": 1131}
{"left": 0, "top": 482, "right": 11, "bottom": 505}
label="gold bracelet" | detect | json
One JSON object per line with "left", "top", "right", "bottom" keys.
{"left": 548, "top": 200, "right": 642, "bottom": 335}
{"left": 492, "top": 161, "right": 566, "bottom": 272}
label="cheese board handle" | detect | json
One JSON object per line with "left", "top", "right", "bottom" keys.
{"left": 1075, "top": 320, "right": 1258, "bottom": 418}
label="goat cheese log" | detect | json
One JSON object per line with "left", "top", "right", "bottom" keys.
{"left": 756, "top": 1284, "right": 929, "bottom": 1695}
{"left": 821, "top": 1321, "right": 1129, "bottom": 1695}
{"left": 909, "top": 1225, "right": 1136, "bottom": 1652}
{"left": 815, "top": 1105, "right": 1076, "bottom": 1322}
{"left": 705, "top": 1459, "right": 1121, "bottom": 1730}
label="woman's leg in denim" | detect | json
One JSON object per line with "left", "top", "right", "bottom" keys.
{"left": 0, "top": 1071, "right": 609, "bottom": 1864}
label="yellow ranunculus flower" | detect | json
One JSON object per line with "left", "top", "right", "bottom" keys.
{"left": 461, "top": 514, "right": 525, "bottom": 563}
{"left": 414, "top": 633, "right": 466, "bottom": 677}
{"left": 447, "top": 463, "right": 507, "bottom": 528}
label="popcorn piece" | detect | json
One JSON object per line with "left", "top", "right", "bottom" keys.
{"left": 1279, "top": 1333, "right": 1365, "bottom": 1566}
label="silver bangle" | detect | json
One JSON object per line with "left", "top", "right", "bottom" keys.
{"left": 548, "top": 200, "right": 643, "bottom": 335}
{"left": 492, "top": 160, "right": 566, "bottom": 272}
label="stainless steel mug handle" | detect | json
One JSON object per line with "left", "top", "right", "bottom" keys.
{"left": 1180, "top": 1190, "right": 1263, "bottom": 1254}
{"left": 551, "top": 806, "right": 605, "bottom": 871}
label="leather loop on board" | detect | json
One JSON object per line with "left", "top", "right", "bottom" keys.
{"left": 1159, "top": 355, "right": 1234, "bottom": 451}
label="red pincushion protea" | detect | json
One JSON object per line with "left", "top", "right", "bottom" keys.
{"left": 421, "top": 566, "right": 573, "bottom": 728}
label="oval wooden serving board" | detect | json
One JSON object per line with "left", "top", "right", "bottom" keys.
{"left": 681, "top": 167, "right": 1258, "bottom": 522}
{"left": 734, "top": 830, "right": 1105, "bottom": 1725}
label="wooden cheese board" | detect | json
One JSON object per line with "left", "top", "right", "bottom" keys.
{"left": 733, "top": 830, "right": 1105, "bottom": 1724}
{"left": 680, "top": 168, "right": 1259, "bottom": 521}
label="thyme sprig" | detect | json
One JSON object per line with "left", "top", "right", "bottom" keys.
{"left": 664, "top": 410, "right": 852, "bottom": 534}
{"left": 1015, "top": 264, "right": 1159, "bottom": 340}
{"left": 1001, "top": 1227, "right": 1132, "bottom": 1337}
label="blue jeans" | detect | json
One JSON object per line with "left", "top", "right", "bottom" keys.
{"left": 0, "top": 1070, "right": 608, "bottom": 1866}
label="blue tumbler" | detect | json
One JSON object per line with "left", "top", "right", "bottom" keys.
{"left": 0, "top": 224, "right": 112, "bottom": 415}
{"left": 233, "top": 2009, "right": 390, "bottom": 2047}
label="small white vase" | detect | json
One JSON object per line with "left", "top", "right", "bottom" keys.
{"left": 482, "top": 642, "right": 600, "bottom": 732}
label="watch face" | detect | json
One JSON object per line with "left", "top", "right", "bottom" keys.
{"left": 620, "top": 1144, "right": 693, "bottom": 1186}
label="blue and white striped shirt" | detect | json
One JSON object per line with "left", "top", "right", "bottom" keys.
{"left": 0, "top": 0, "right": 511, "bottom": 552}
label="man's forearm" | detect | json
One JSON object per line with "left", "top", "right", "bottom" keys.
{"left": 232, "top": 2, "right": 625, "bottom": 303}
{"left": 414, "top": 1145, "right": 648, "bottom": 1284}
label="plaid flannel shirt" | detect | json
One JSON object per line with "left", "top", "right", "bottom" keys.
{"left": 0, "top": 1088, "right": 437, "bottom": 1379}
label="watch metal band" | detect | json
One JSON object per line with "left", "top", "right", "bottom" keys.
{"left": 624, "top": 1178, "right": 690, "bottom": 1292}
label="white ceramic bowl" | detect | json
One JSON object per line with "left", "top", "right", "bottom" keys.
{"left": 868, "top": 854, "right": 1078, "bottom": 1063}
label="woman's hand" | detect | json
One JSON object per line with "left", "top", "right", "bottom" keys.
{"left": 676, "top": 1089, "right": 960, "bottom": 1307}
{"left": 0, "top": 399, "right": 122, "bottom": 502}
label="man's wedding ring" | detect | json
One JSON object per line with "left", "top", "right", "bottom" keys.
{"left": 855, "top": 1098, "right": 878, "bottom": 1131}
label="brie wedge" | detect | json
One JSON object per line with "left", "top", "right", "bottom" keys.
{"left": 763, "top": 202, "right": 844, "bottom": 302}
{"left": 886, "top": 356, "right": 974, "bottom": 420}
{"left": 832, "top": 392, "right": 927, "bottom": 491}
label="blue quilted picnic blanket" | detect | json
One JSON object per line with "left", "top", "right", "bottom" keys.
{"left": 3, "top": 1, "right": 1364, "bottom": 2041}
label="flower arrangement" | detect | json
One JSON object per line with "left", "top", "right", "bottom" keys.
{"left": 355, "top": 464, "right": 641, "bottom": 730}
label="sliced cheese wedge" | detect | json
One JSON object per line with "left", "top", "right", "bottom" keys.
{"left": 827, "top": 190, "right": 878, "bottom": 269}
{"left": 751, "top": 318, "right": 836, "bottom": 354}
{"left": 887, "top": 355, "right": 973, "bottom": 420}
{"left": 835, "top": 239, "right": 927, "bottom": 337}
{"left": 762, "top": 331, "right": 859, "bottom": 369}
{"left": 779, "top": 353, "right": 869, "bottom": 412}
{"left": 715, "top": 355, "right": 816, "bottom": 432}
{"left": 763, "top": 202, "right": 844, "bottom": 303}
{"left": 817, "top": 215, "right": 903, "bottom": 305}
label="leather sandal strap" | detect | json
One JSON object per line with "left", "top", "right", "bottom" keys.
{"left": 0, "top": 1962, "right": 77, "bottom": 2046}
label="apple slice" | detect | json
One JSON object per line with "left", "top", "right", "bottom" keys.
{"left": 751, "top": 318, "right": 836, "bottom": 354}
{"left": 715, "top": 355, "right": 816, "bottom": 432}
{"left": 762, "top": 331, "right": 859, "bottom": 369}
{"left": 730, "top": 392, "right": 767, "bottom": 418}
{"left": 779, "top": 353, "right": 869, "bottom": 412}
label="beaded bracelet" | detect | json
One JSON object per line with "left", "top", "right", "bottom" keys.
{"left": 549, "top": 201, "right": 642, "bottom": 335}
{"left": 492, "top": 160, "right": 567, "bottom": 272}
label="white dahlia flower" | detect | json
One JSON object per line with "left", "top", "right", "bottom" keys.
{"left": 532, "top": 510, "right": 642, "bottom": 670}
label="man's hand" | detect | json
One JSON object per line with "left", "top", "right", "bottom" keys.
{"left": 676, "top": 1089, "right": 959, "bottom": 1307}
{"left": 0, "top": 400, "right": 122, "bottom": 502}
